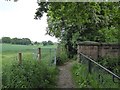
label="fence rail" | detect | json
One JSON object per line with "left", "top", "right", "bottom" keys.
{"left": 79, "top": 52, "right": 120, "bottom": 88}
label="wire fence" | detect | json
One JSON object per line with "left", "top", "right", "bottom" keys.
{"left": 2, "top": 47, "right": 57, "bottom": 66}
{"left": 40, "top": 48, "right": 57, "bottom": 65}
{"left": 79, "top": 52, "right": 120, "bottom": 88}
{"left": 23, "top": 48, "right": 57, "bottom": 65}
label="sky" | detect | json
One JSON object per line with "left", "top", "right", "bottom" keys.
{"left": 0, "top": 0, "right": 58, "bottom": 42}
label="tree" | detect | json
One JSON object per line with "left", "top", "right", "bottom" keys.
{"left": 11, "top": 37, "right": 31, "bottom": 45}
{"left": 33, "top": 41, "right": 41, "bottom": 45}
{"left": 35, "top": 2, "right": 119, "bottom": 40}
{"left": 21, "top": 38, "right": 31, "bottom": 45}
{"left": 11, "top": 38, "right": 19, "bottom": 44}
{"left": 42, "top": 41, "right": 47, "bottom": 46}
{"left": 47, "top": 40, "right": 54, "bottom": 45}
{"left": 34, "top": 41, "right": 38, "bottom": 45}
{"left": 2, "top": 37, "right": 11, "bottom": 43}
{"left": 35, "top": 2, "right": 119, "bottom": 58}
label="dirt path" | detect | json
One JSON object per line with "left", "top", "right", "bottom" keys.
{"left": 57, "top": 61, "right": 76, "bottom": 88}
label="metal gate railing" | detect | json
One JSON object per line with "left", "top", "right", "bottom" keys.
{"left": 79, "top": 52, "right": 120, "bottom": 88}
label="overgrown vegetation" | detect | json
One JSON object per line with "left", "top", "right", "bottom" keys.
{"left": 72, "top": 62, "right": 120, "bottom": 88}
{"left": 2, "top": 60, "right": 58, "bottom": 88}
{"left": 98, "top": 56, "right": 120, "bottom": 76}
{"left": 56, "top": 44, "right": 68, "bottom": 65}
{"left": 2, "top": 44, "right": 58, "bottom": 88}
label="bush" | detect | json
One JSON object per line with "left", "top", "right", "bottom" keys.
{"left": 2, "top": 60, "right": 58, "bottom": 88}
{"left": 56, "top": 44, "right": 68, "bottom": 65}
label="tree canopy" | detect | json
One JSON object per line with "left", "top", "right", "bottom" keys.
{"left": 42, "top": 40, "right": 54, "bottom": 46}
{"left": 35, "top": 2, "right": 119, "bottom": 58}
{"left": 35, "top": 2, "right": 119, "bottom": 41}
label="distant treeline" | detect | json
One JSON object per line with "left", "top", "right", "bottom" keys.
{"left": 0, "top": 37, "right": 54, "bottom": 45}
{"left": 42, "top": 41, "right": 54, "bottom": 46}
{"left": 0, "top": 37, "right": 31, "bottom": 45}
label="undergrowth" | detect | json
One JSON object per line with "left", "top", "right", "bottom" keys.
{"left": 71, "top": 62, "right": 120, "bottom": 88}
{"left": 56, "top": 44, "right": 68, "bottom": 65}
{"left": 2, "top": 59, "right": 58, "bottom": 88}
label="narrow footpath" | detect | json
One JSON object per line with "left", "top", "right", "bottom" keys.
{"left": 57, "top": 61, "right": 76, "bottom": 88}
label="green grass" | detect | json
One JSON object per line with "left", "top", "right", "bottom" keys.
{"left": 1, "top": 43, "right": 57, "bottom": 64}
{"left": 71, "top": 62, "right": 120, "bottom": 88}
{"left": 1, "top": 43, "right": 58, "bottom": 88}
{"left": 1, "top": 43, "right": 57, "bottom": 52}
{"left": 2, "top": 58, "right": 58, "bottom": 88}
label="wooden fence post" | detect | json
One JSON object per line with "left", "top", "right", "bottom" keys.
{"left": 18, "top": 52, "right": 22, "bottom": 65}
{"left": 38, "top": 48, "right": 41, "bottom": 61}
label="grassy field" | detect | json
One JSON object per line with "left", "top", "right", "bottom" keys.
{"left": 1, "top": 43, "right": 57, "bottom": 52}
{"left": 1, "top": 43, "right": 58, "bottom": 88}
{"left": 1, "top": 43, "right": 57, "bottom": 64}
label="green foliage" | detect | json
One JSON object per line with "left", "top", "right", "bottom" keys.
{"left": 71, "top": 62, "right": 120, "bottom": 88}
{"left": 11, "top": 38, "right": 31, "bottom": 45}
{"left": 1, "top": 44, "right": 58, "bottom": 88}
{"left": 33, "top": 41, "right": 41, "bottom": 45}
{"left": 98, "top": 27, "right": 118, "bottom": 42}
{"left": 42, "top": 40, "right": 54, "bottom": 46}
{"left": 35, "top": 2, "right": 119, "bottom": 59}
{"left": 56, "top": 44, "right": 68, "bottom": 65}
{"left": 35, "top": 2, "right": 119, "bottom": 41}
{"left": 2, "top": 60, "right": 58, "bottom": 88}
{"left": 72, "top": 62, "right": 90, "bottom": 88}
{"left": 2, "top": 37, "right": 11, "bottom": 43}
{"left": 42, "top": 41, "right": 48, "bottom": 46}
{"left": 47, "top": 40, "right": 54, "bottom": 45}
{"left": 98, "top": 56, "right": 120, "bottom": 75}
{"left": 1, "top": 37, "right": 32, "bottom": 45}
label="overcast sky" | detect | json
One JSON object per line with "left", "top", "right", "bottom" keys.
{"left": 0, "top": 0, "right": 58, "bottom": 42}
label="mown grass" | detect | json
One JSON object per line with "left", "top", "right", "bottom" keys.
{"left": 1, "top": 43, "right": 58, "bottom": 88}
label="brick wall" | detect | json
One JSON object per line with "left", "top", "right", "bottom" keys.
{"left": 77, "top": 41, "right": 120, "bottom": 60}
